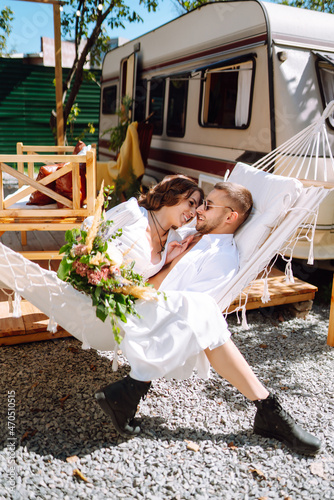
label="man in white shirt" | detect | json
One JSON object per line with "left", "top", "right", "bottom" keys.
{"left": 95, "top": 182, "right": 321, "bottom": 456}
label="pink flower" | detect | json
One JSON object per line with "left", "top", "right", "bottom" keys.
{"left": 71, "top": 243, "right": 88, "bottom": 257}
{"left": 87, "top": 265, "right": 111, "bottom": 285}
{"left": 72, "top": 261, "right": 89, "bottom": 277}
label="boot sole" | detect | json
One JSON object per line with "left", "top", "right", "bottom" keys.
{"left": 95, "top": 391, "right": 140, "bottom": 439}
{"left": 254, "top": 426, "right": 321, "bottom": 456}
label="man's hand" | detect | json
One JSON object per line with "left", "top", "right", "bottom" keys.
{"left": 165, "top": 235, "right": 195, "bottom": 264}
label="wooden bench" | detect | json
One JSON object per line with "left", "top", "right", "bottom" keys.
{"left": 0, "top": 144, "right": 96, "bottom": 260}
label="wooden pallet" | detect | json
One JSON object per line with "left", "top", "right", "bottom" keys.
{"left": 228, "top": 267, "right": 317, "bottom": 312}
{"left": 0, "top": 228, "right": 321, "bottom": 346}
{"left": 0, "top": 265, "right": 317, "bottom": 346}
{"left": 0, "top": 242, "right": 71, "bottom": 346}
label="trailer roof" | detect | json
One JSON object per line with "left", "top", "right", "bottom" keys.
{"left": 102, "top": 1, "right": 334, "bottom": 78}
{"left": 263, "top": 1, "right": 334, "bottom": 50}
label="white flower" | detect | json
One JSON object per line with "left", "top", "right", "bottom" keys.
{"left": 106, "top": 242, "right": 123, "bottom": 266}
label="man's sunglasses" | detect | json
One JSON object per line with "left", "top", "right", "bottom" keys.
{"left": 203, "top": 200, "right": 235, "bottom": 212}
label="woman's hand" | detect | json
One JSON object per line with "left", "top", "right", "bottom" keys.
{"left": 165, "top": 235, "right": 194, "bottom": 264}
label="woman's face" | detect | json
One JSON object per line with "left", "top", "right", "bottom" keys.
{"left": 168, "top": 190, "right": 202, "bottom": 227}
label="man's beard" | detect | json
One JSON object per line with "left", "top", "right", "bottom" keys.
{"left": 196, "top": 220, "right": 214, "bottom": 235}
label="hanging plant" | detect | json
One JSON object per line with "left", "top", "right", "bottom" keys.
{"left": 103, "top": 95, "right": 132, "bottom": 153}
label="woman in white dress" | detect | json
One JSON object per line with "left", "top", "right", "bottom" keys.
{"left": 94, "top": 180, "right": 321, "bottom": 456}
{"left": 0, "top": 176, "right": 321, "bottom": 455}
{"left": 83, "top": 174, "right": 204, "bottom": 280}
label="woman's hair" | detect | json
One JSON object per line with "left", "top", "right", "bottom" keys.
{"left": 138, "top": 174, "right": 203, "bottom": 211}
{"left": 214, "top": 181, "right": 253, "bottom": 223}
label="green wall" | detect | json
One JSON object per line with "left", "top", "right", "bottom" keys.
{"left": 0, "top": 58, "right": 101, "bottom": 154}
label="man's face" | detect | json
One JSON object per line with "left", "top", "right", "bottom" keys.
{"left": 196, "top": 189, "right": 234, "bottom": 234}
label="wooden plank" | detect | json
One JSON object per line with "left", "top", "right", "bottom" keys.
{"left": 238, "top": 291, "right": 316, "bottom": 311}
{"left": 86, "top": 150, "right": 96, "bottom": 212}
{"left": 21, "top": 231, "right": 27, "bottom": 246}
{"left": 19, "top": 251, "right": 63, "bottom": 260}
{"left": 300, "top": 179, "right": 334, "bottom": 189}
{"left": 72, "top": 162, "right": 80, "bottom": 209}
{"left": 0, "top": 221, "right": 83, "bottom": 232}
{"left": 0, "top": 210, "right": 86, "bottom": 218}
{"left": 328, "top": 274, "right": 334, "bottom": 346}
{"left": 0, "top": 330, "right": 71, "bottom": 346}
{"left": 21, "top": 145, "right": 74, "bottom": 153}
{"left": 0, "top": 300, "right": 25, "bottom": 336}
{"left": 228, "top": 273, "right": 318, "bottom": 312}
{"left": 1, "top": 230, "right": 65, "bottom": 260}
{"left": 21, "top": 230, "right": 44, "bottom": 252}
{"left": 0, "top": 288, "right": 71, "bottom": 345}
{"left": 23, "top": 230, "right": 62, "bottom": 252}
{"left": 0, "top": 171, "right": 4, "bottom": 206}
{"left": 0, "top": 154, "right": 83, "bottom": 163}
{"left": 53, "top": 1, "right": 64, "bottom": 146}
{"left": 0, "top": 231, "right": 22, "bottom": 252}
{"left": 21, "top": 300, "right": 50, "bottom": 333}
{"left": 50, "top": 231, "right": 66, "bottom": 248}
{"left": 16, "top": 142, "right": 24, "bottom": 181}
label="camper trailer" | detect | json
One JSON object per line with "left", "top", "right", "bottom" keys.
{"left": 99, "top": 0, "right": 334, "bottom": 264}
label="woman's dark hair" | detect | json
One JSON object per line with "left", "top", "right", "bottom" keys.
{"left": 138, "top": 174, "right": 203, "bottom": 211}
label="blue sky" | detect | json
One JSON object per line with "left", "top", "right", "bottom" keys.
{"left": 5, "top": 0, "right": 182, "bottom": 54}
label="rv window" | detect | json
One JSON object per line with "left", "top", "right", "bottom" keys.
{"left": 317, "top": 63, "right": 334, "bottom": 128}
{"left": 102, "top": 85, "right": 117, "bottom": 115}
{"left": 167, "top": 79, "right": 188, "bottom": 137}
{"left": 134, "top": 79, "right": 147, "bottom": 123}
{"left": 149, "top": 78, "right": 165, "bottom": 135}
{"left": 200, "top": 60, "right": 254, "bottom": 129}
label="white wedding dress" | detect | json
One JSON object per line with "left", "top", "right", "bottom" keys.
{"left": 0, "top": 198, "right": 231, "bottom": 381}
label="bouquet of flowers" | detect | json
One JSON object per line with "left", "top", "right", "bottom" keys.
{"left": 57, "top": 185, "right": 157, "bottom": 344}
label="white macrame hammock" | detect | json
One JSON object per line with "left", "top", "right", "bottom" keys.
{"left": 0, "top": 101, "right": 333, "bottom": 348}
{"left": 218, "top": 101, "right": 334, "bottom": 326}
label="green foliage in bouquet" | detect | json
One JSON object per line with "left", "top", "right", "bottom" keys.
{"left": 57, "top": 186, "right": 156, "bottom": 344}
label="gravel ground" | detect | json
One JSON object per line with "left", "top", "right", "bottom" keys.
{"left": 0, "top": 303, "right": 333, "bottom": 499}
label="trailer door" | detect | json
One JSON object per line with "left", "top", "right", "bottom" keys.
{"left": 120, "top": 52, "right": 137, "bottom": 120}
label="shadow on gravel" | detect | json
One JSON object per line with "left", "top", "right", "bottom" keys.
{"left": 0, "top": 302, "right": 330, "bottom": 464}
{"left": 228, "top": 309, "right": 331, "bottom": 364}
{"left": 0, "top": 336, "right": 281, "bottom": 462}
{"left": 0, "top": 403, "right": 276, "bottom": 463}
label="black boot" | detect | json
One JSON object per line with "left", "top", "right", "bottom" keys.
{"left": 253, "top": 393, "right": 321, "bottom": 456}
{"left": 95, "top": 376, "right": 151, "bottom": 438}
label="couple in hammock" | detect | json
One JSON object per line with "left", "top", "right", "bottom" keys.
{"left": 87, "top": 174, "right": 320, "bottom": 456}
{"left": 0, "top": 174, "right": 321, "bottom": 455}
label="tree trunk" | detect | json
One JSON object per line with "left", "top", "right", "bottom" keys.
{"left": 49, "top": 6, "right": 112, "bottom": 141}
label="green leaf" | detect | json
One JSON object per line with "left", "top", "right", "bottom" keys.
{"left": 94, "top": 286, "right": 102, "bottom": 300}
{"left": 57, "top": 259, "right": 73, "bottom": 280}
{"left": 96, "top": 304, "right": 108, "bottom": 322}
{"left": 59, "top": 243, "right": 72, "bottom": 255}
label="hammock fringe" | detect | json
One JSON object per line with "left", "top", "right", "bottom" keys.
{"left": 13, "top": 292, "right": 22, "bottom": 318}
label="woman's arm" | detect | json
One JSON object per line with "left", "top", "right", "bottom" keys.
{"left": 164, "top": 235, "right": 194, "bottom": 264}
{"left": 149, "top": 235, "right": 202, "bottom": 289}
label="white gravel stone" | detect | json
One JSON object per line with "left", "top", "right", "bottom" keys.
{"left": 0, "top": 303, "right": 333, "bottom": 499}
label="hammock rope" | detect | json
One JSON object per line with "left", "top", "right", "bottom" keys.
{"left": 0, "top": 102, "right": 333, "bottom": 343}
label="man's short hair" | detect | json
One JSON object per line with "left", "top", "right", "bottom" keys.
{"left": 214, "top": 182, "right": 253, "bottom": 225}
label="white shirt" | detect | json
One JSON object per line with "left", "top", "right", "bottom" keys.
{"left": 160, "top": 233, "right": 239, "bottom": 300}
